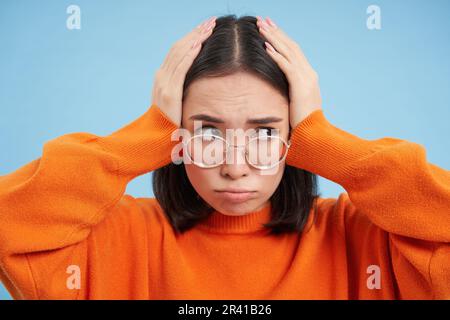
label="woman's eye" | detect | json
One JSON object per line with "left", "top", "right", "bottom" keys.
{"left": 255, "top": 127, "right": 277, "bottom": 137}
{"left": 195, "top": 126, "right": 277, "bottom": 139}
{"left": 198, "top": 126, "right": 222, "bottom": 139}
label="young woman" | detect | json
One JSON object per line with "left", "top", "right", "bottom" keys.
{"left": 0, "top": 15, "right": 448, "bottom": 300}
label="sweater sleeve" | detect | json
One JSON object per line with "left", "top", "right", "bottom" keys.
{"left": 286, "top": 110, "right": 450, "bottom": 299}
{"left": 0, "top": 104, "right": 179, "bottom": 257}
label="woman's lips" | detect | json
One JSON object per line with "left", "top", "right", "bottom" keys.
{"left": 215, "top": 191, "right": 256, "bottom": 203}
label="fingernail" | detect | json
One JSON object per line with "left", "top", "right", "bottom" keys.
{"left": 203, "top": 23, "right": 214, "bottom": 33}
{"left": 192, "top": 39, "right": 200, "bottom": 49}
{"left": 203, "top": 19, "right": 215, "bottom": 30}
{"left": 207, "top": 19, "right": 216, "bottom": 28}
{"left": 207, "top": 16, "right": 216, "bottom": 25}
{"left": 265, "top": 41, "right": 275, "bottom": 53}
{"left": 266, "top": 17, "right": 277, "bottom": 28}
{"left": 259, "top": 23, "right": 269, "bottom": 32}
{"left": 198, "top": 17, "right": 214, "bottom": 29}
{"left": 260, "top": 19, "right": 270, "bottom": 31}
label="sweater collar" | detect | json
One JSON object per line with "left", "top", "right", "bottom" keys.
{"left": 197, "top": 201, "right": 272, "bottom": 234}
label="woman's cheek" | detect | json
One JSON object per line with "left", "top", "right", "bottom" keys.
{"left": 184, "top": 163, "right": 214, "bottom": 196}
{"left": 258, "top": 161, "right": 285, "bottom": 196}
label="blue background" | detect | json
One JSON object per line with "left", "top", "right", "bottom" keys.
{"left": 1, "top": 0, "right": 449, "bottom": 300}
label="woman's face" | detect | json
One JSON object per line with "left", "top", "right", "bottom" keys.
{"left": 181, "top": 72, "right": 290, "bottom": 216}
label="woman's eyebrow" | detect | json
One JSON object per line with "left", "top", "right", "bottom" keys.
{"left": 189, "top": 114, "right": 225, "bottom": 123}
{"left": 189, "top": 114, "right": 283, "bottom": 124}
{"left": 246, "top": 116, "right": 283, "bottom": 125}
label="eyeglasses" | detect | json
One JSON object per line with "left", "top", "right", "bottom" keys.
{"left": 182, "top": 132, "right": 291, "bottom": 170}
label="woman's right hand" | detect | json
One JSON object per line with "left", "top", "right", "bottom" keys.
{"left": 151, "top": 16, "right": 217, "bottom": 127}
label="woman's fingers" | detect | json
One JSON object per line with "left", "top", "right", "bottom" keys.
{"left": 162, "top": 17, "right": 216, "bottom": 72}
{"left": 256, "top": 17, "right": 322, "bottom": 128}
{"left": 172, "top": 24, "right": 215, "bottom": 83}
{"left": 256, "top": 16, "right": 294, "bottom": 63}
{"left": 151, "top": 16, "right": 217, "bottom": 127}
{"left": 160, "top": 18, "right": 210, "bottom": 69}
{"left": 257, "top": 16, "right": 311, "bottom": 68}
{"left": 168, "top": 18, "right": 216, "bottom": 82}
{"left": 264, "top": 40, "right": 290, "bottom": 73}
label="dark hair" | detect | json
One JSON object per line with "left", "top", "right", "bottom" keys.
{"left": 153, "top": 14, "right": 321, "bottom": 235}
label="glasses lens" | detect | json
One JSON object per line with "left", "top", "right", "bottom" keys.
{"left": 187, "top": 134, "right": 226, "bottom": 167}
{"left": 247, "top": 136, "right": 288, "bottom": 169}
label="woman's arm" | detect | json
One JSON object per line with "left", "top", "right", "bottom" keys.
{"left": 0, "top": 16, "right": 217, "bottom": 299}
{"left": 0, "top": 14, "right": 217, "bottom": 257}
{"left": 258, "top": 16, "right": 449, "bottom": 298}
{"left": 286, "top": 109, "right": 450, "bottom": 298}
{"left": 0, "top": 104, "right": 178, "bottom": 257}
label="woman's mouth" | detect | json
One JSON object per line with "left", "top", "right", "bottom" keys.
{"left": 215, "top": 190, "right": 256, "bottom": 203}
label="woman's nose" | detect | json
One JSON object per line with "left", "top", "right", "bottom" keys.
{"left": 219, "top": 145, "right": 251, "bottom": 178}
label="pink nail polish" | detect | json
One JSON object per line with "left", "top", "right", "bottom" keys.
{"left": 260, "top": 23, "right": 269, "bottom": 32}
{"left": 203, "top": 24, "right": 214, "bottom": 33}
{"left": 265, "top": 41, "right": 275, "bottom": 53}
{"left": 207, "top": 16, "right": 216, "bottom": 25}
{"left": 205, "top": 18, "right": 216, "bottom": 29}
{"left": 201, "top": 19, "right": 210, "bottom": 27}
{"left": 266, "top": 17, "right": 277, "bottom": 28}
{"left": 198, "top": 17, "right": 214, "bottom": 29}
{"left": 192, "top": 39, "right": 200, "bottom": 49}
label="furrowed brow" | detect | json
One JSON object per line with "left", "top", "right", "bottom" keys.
{"left": 246, "top": 117, "right": 283, "bottom": 125}
{"left": 189, "top": 114, "right": 225, "bottom": 123}
{"left": 189, "top": 114, "right": 283, "bottom": 125}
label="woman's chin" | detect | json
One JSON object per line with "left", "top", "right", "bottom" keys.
{"left": 212, "top": 199, "right": 261, "bottom": 216}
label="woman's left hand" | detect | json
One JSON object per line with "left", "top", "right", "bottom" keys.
{"left": 256, "top": 16, "right": 323, "bottom": 129}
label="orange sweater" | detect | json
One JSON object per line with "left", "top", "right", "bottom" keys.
{"left": 0, "top": 105, "right": 449, "bottom": 300}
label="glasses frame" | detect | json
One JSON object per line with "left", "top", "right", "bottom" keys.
{"left": 182, "top": 133, "right": 292, "bottom": 170}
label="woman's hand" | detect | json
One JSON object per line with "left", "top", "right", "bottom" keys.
{"left": 256, "top": 16, "right": 323, "bottom": 129}
{"left": 151, "top": 16, "right": 217, "bottom": 127}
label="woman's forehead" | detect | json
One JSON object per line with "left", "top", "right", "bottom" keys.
{"left": 184, "top": 73, "right": 288, "bottom": 111}
{"left": 186, "top": 102, "right": 287, "bottom": 118}
{"left": 184, "top": 90, "right": 288, "bottom": 120}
